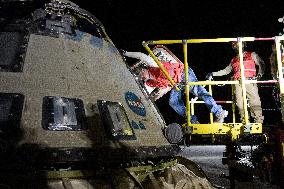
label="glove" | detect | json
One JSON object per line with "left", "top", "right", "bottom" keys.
{"left": 205, "top": 72, "right": 213, "bottom": 80}
{"left": 256, "top": 73, "right": 263, "bottom": 80}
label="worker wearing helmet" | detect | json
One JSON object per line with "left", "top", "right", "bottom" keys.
{"left": 123, "top": 48, "right": 228, "bottom": 123}
{"left": 207, "top": 41, "right": 265, "bottom": 123}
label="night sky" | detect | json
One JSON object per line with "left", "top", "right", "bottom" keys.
{"left": 73, "top": 0, "right": 284, "bottom": 124}
{"left": 74, "top": 0, "right": 284, "bottom": 49}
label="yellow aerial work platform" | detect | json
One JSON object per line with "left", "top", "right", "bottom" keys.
{"left": 143, "top": 36, "right": 284, "bottom": 140}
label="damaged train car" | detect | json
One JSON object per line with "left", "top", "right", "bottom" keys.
{"left": 0, "top": 0, "right": 214, "bottom": 188}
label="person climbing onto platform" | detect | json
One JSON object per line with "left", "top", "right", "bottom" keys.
{"left": 207, "top": 41, "right": 265, "bottom": 123}
{"left": 122, "top": 46, "right": 228, "bottom": 123}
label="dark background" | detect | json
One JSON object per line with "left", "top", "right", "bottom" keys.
{"left": 72, "top": 0, "right": 284, "bottom": 48}
{"left": 73, "top": 0, "right": 284, "bottom": 125}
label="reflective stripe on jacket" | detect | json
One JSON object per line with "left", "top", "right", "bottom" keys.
{"left": 146, "top": 61, "right": 184, "bottom": 88}
{"left": 231, "top": 52, "right": 256, "bottom": 80}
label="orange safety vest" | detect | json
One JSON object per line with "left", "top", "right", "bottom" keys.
{"left": 231, "top": 52, "right": 256, "bottom": 80}
{"left": 146, "top": 61, "right": 184, "bottom": 88}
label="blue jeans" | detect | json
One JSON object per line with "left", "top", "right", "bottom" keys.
{"left": 169, "top": 67, "right": 223, "bottom": 120}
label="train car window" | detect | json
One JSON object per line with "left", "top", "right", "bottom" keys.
{"left": 42, "top": 96, "right": 87, "bottom": 131}
{"left": 0, "top": 32, "right": 26, "bottom": 72}
{"left": 0, "top": 93, "right": 24, "bottom": 135}
{"left": 75, "top": 16, "right": 103, "bottom": 39}
{"left": 98, "top": 100, "right": 136, "bottom": 140}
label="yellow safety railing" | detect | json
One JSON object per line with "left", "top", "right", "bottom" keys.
{"left": 275, "top": 36, "right": 284, "bottom": 94}
{"left": 143, "top": 43, "right": 180, "bottom": 92}
{"left": 190, "top": 85, "right": 236, "bottom": 124}
{"left": 182, "top": 41, "right": 191, "bottom": 125}
{"left": 143, "top": 36, "right": 284, "bottom": 140}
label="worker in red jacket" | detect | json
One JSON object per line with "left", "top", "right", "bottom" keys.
{"left": 123, "top": 48, "right": 228, "bottom": 123}
{"left": 207, "top": 41, "right": 265, "bottom": 123}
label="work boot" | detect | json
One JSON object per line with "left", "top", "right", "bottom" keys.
{"left": 215, "top": 110, "right": 228, "bottom": 123}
